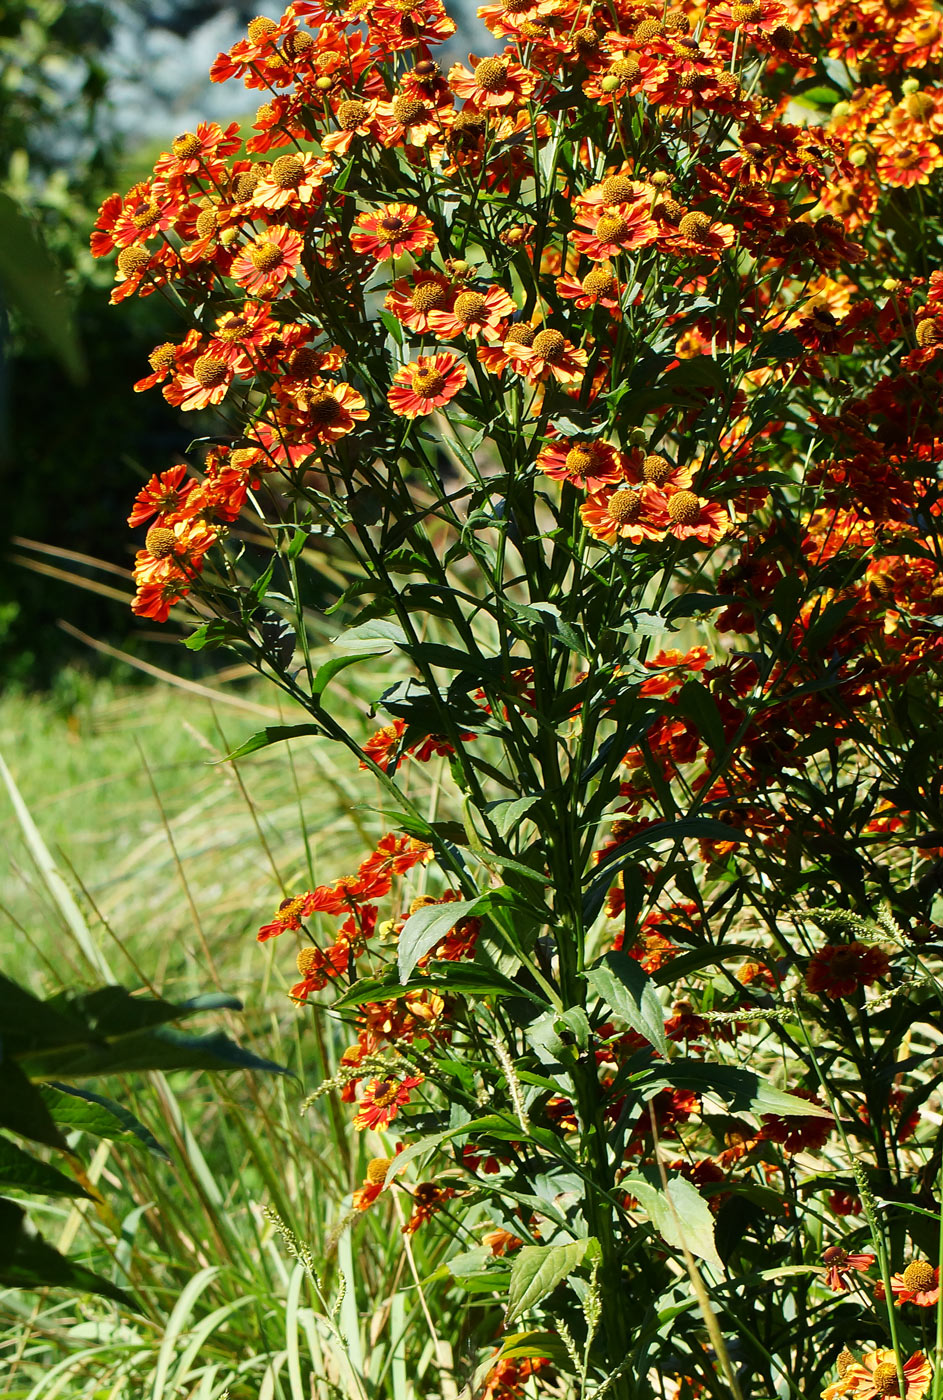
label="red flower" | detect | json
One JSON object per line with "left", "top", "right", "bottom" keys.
{"left": 350, "top": 203, "right": 435, "bottom": 262}
{"left": 581, "top": 484, "right": 668, "bottom": 543}
{"left": 663, "top": 490, "right": 731, "bottom": 544}
{"left": 448, "top": 53, "right": 536, "bottom": 109}
{"left": 570, "top": 202, "right": 659, "bottom": 261}
{"left": 426, "top": 283, "right": 517, "bottom": 342}
{"left": 537, "top": 438, "right": 626, "bottom": 492}
{"left": 886, "top": 1260, "right": 941, "bottom": 1307}
{"left": 388, "top": 353, "right": 467, "bottom": 417}
{"left": 504, "top": 328, "right": 587, "bottom": 385}
{"left": 805, "top": 941, "right": 890, "bottom": 997}
{"left": 385, "top": 272, "right": 455, "bottom": 334}
{"left": 821, "top": 1245, "right": 875, "bottom": 1292}
{"left": 354, "top": 1074, "right": 424, "bottom": 1131}
{"left": 127, "top": 464, "right": 195, "bottom": 527}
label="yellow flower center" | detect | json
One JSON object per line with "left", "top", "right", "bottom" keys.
{"left": 393, "top": 95, "right": 426, "bottom": 125}
{"left": 371, "top": 1078, "right": 401, "bottom": 1108}
{"left": 411, "top": 280, "right": 448, "bottom": 312}
{"left": 666, "top": 9, "right": 691, "bottom": 32}
{"left": 272, "top": 154, "right": 304, "bottom": 188}
{"left": 148, "top": 342, "right": 176, "bottom": 372}
{"left": 679, "top": 210, "right": 712, "bottom": 241}
{"left": 533, "top": 328, "right": 566, "bottom": 361}
{"left": 731, "top": 0, "right": 761, "bottom": 19}
{"left": 193, "top": 354, "right": 228, "bottom": 388}
{"left": 642, "top": 453, "right": 672, "bottom": 484}
{"left": 905, "top": 91, "right": 934, "bottom": 120}
{"left": 503, "top": 0, "right": 531, "bottom": 11}
{"left": 574, "top": 26, "right": 599, "bottom": 49}
{"left": 566, "top": 444, "right": 601, "bottom": 474}
{"left": 411, "top": 367, "right": 447, "bottom": 396}
{"left": 338, "top": 99, "right": 368, "bottom": 129}
{"left": 247, "top": 15, "right": 278, "bottom": 43}
{"left": 232, "top": 169, "right": 260, "bottom": 201}
{"left": 248, "top": 238, "right": 284, "bottom": 271}
{"left": 475, "top": 57, "right": 509, "bottom": 92}
{"left": 145, "top": 526, "right": 177, "bottom": 558}
{"left": 454, "top": 291, "right": 487, "bottom": 324}
{"left": 296, "top": 947, "right": 321, "bottom": 976}
{"left": 916, "top": 318, "right": 941, "bottom": 346}
{"left": 837, "top": 1350, "right": 856, "bottom": 1378}
{"left": 582, "top": 267, "right": 615, "bottom": 296}
{"left": 117, "top": 246, "right": 150, "bottom": 277}
{"left": 667, "top": 490, "right": 701, "bottom": 523}
{"left": 634, "top": 17, "right": 665, "bottom": 39}
{"left": 506, "top": 323, "right": 536, "bottom": 346}
{"left": 195, "top": 208, "right": 219, "bottom": 239}
{"left": 366, "top": 1156, "right": 392, "bottom": 1184}
{"left": 602, "top": 175, "right": 636, "bottom": 203}
{"left": 130, "top": 201, "right": 161, "bottom": 229}
{"left": 216, "top": 313, "right": 249, "bottom": 341}
{"left": 608, "top": 488, "right": 642, "bottom": 523}
{"left": 871, "top": 1363, "right": 901, "bottom": 1397}
{"left": 902, "top": 1260, "right": 936, "bottom": 1292}
{"left": 610, "top": 57, "right": 640, "bottom": 81}
{"left": 596, "top": 212, "right": 630, "bottom": 244}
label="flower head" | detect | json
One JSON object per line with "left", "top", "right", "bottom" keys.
{"left": 806, "top": 941, "right": 890, "bottom": 998}
{"left": 354, "top": 1074, "right": 425, "bottom": 1131}
{"left": 388, "top": 353, "right": 467, "bottom": 417}
{"left": 350, "top": 203, "right": 435, "bottom": 262}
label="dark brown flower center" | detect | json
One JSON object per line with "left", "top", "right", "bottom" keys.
{"left": 193, "top": 354, "right": 228, "bottom": 388}
{"left": 533, "top": 328, "right": 566, "bottom": 361}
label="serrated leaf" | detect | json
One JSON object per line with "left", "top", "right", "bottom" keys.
{"left": 625, "top": 1173, "right": 721, "bottom": 1270}
{"left": 38, "top": 1085, "right": 168, "bottom": 1160}
{"left": 0, "top": 1136, "right": 90, "bottom": 1199}
{"left": 486, "top": 796, "right": 540, "bottom": 839}
{"left": 585, "top": 952, "right": 667, "bottom": 1055}
{"left": 398, "top": 897, "right": 486, "bottom": 982}
{"left": 506, "top": 1240, "right": 592, "bottom": 1323}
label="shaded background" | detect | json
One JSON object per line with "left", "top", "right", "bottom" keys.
{"left": 0, "top": 0, "right": 480, "bottom": 688}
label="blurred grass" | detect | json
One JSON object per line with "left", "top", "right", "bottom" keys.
{"left": 0, "top": 666, "right": 485, "bottom": 1400}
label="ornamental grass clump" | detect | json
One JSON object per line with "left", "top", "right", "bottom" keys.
{"left": 95, "top": 0, "right": 943, "bottom": 1395}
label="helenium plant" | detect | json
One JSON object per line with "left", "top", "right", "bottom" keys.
{"left": 94, "top": 0, "right": 943, "bottom": 1396}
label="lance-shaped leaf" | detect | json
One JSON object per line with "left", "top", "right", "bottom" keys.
{"left": 398, "top": 897, "right": 487, "bottom": 982}
{"left": 624, "top": 1172, "right": 722, "bottom": 1271}
{"left": 584, "top": 952, "right": 668, "bottom": 1055}
{"left": 39, "top": 1084, "right": 168, "bottom": 1159}
{"left": 0, "top": 1198, "right": 136, "bottom": 1309}
{"left": 506, "top": 1240, "right": 595, "bottom": 1323}
{"left": 0, "top": 1136, "right": 91, "bottom": 1199}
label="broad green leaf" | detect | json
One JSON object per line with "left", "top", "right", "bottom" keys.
{"left": 0, "top": 1199, "right": 137, "bottom": 1308}
{"left": 333, "top": 962, "right": 544, "bottom": 1010}
{"left": 485, "top": 796, "right": 541, "bottom": 840}
{"left": 220, "top": 723, "right": 323, "bottom": 762}
{"left": 0, "top": 1135, "right": 90, "bottom": 1199}
{"left": 20, "top": 1027, "right": 291, "bottom": 1082}
{"left": 312, "top": 652, "right": 386, "bottom": 700}
{"left": 39, "top": 1084, "right": 168, "bottom": 1160}
{"left": 585, "top": 952, "right": 667, "bottom": 1055}
{"left": 624, "top": 1173, "right": 721, "bottom": 1270}
{"left": 335, "top": 618, "right": 408, "bottom": 651}
{"left": 506, "top": 1240, "right": 593, "bottom": 1323}
{"left": 633, "top": 1059, "right": 832, "bottom": 1118}
{"left": 0, "top": 972, "right": 86, "bottom": 1050}
{"left": 398, "top": 897, "right": 486, "bottom": 982}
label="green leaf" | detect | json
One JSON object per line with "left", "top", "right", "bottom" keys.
{"left": 506, "top": 1240, "right": 592, "bottom": 1323}
{"left": 333, "top": 962, "right": 544, "bottom": 1009}
{"left": 20, "top": 1027, "right": 291, "bottom": 1082}
{"left": 485, "top": 796, "right": 541, "bottom": 840}
{"left": 38, "top": 1084, "right": 168, "bottom": 1160}
{"left": 312, "top": 652, "right": 386, "bottom": 700}
{"left": 633, "top": 1059, "right": 832, "bottom": 1118}
{"left": 335, "top": 619, "right": 408, "bottom": 651}
{"left": 0, "top": 1136, "right": 90, "bottom": 1199}
{"left": 0, "top": 1198, "right": 136, "bottom": 1308}
{"left": 220, "top": 723, "right": 324, "bottom": 762}
{"left": 398, "top": 897, "right": 487, "bottom": 982}
{"left": 673, "top": 680, "right": 727, "bottom": 757}
{"left": 624, "top": 1172, "right": 721, "bottom": 1270}
{"left": 585, "top": 952, "right": 667, "bottom": 1055}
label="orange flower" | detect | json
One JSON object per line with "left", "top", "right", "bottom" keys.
{"left": 292, "top": 381, "right": 369, "bottom": 443}
{"left": 537, "top": 438, "right": 626, "bottom": 491}
{"left": 581, "top": 484, "right": 668, "bottom": 543}
{"left": 448, "top": 53, "right": 536, "bottom": 108}
{"left": 385, "top": 272, "right": 455, "bottom": 334}
{"left": 354, "top": 1074, "right": 424, "bottom": 1131}
{"left": 805, "top": 941, "right": 890, "bottom": 997}
{"left": 388, "top": 353, "right": 467, "bottom": 417}
{"left": 163, "top": 352, "right": 235, "bottom": 411}
{"left": 231, "top": 225, "right": 303, "bottom": 295}
{"left": 886, "top": 1260, "right": 941, "bottom": 1307}
{"left": 663, "top": 490, "right": 730, "bottom": 543}
{"left": 571, "top": 202, "right": 659, "bottom": 261}
{"left": 350, "top": 203, "right": 435, "bottom": 262}
{"left": 426, "top": 283, "right": 517, "bottom": 341}
{"left": 821, "top": 1245, "right": 875, "bottom": 1292}
{"left": 843, "top": 1350, "right": 931, "bottom": 1400}
{"left": 251, "top": 152, "right": 333, "bottom": 209}
{"left": 504, "top": 328, "right": 587, "bottom": 385}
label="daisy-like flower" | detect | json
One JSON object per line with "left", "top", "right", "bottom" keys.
{"left": 230, "top": 225, "right": 303, "bottom": 295}
{"left": 537, "top": 438, "right": 626, "bottom": 491}
{"left": 504, "top": 327, "right": 588, "bottom": 385}
{"left": 163, "top": 352, "right": 236, "bottom": 411}
{"left": 385, "top": 272, "right": 455, "bottom": 333}
{"left": 805, "top": 941, "right": 890, "bottom": 998}
{"left": 426, "top": 283, "right": 516, "bottom": 341}
{"left": 350, "top": 203, "right": 435, "bottom": 262}
{"left": 843, "top": 1349, "right": 931, "bottom": 1400}
{"left": 257, "top": 886, "right": 351, "bottom": 942}
{"left": 361, "top": 719, "right": 406, "bottom": 771}
{"left": 635, "top": 453, "right": 694, "bottom": 491}
{"left": 580, "top": 483, "right": 668, "bottom": 543}
{"left": 448, "top": 53, "right": 536, "bottom": 108}
{"left": 556, "top": 264, "right": 623, "bottom": 313}
{"left": 292, "top": 381, "right": 369, "bottom": 443}
{"left": 821, "top": 1245, "right": 876, "bottom": 1293}
{"left": 354, "top": 1074, "right": 425, "bottom": 1131}
{"left": 322, "top": 97, "right": 381, "bottom": 155}
{"left": 876, "top": 138, "right": 943, "bottom": 189}
{"left": 571, "top": 202, "right": 659, "bottom": 261}
{"left": 153, "top": 121, "right": 242, "bottom": 185}
{"left": 251, "top": 152, "right": 333, "bottom": 209}
{"left": 128, "top": 464, "right": 195, "bottom": 527}
{"left": 133, "top": 329, "right": 200, "bottom": 393}
{"left": 663, "top": 489, "right": 730, "bottom": 544}
{"left": 670, "top": 211, "right": 737, "bottom": 257}
{"left": 886, "top": 1260, "right": 941, "bottom": 1307}
{"left": 388, "top": 353, "right": 467, "bottom": 417}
